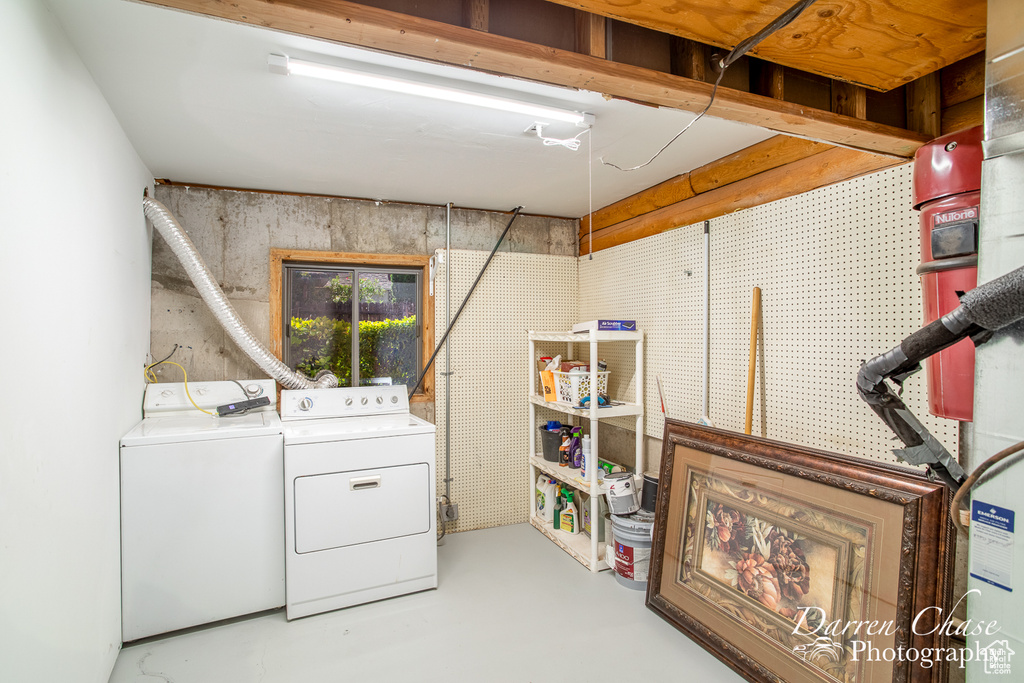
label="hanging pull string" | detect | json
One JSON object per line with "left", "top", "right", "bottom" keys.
{"left": 588, "top": 121, "right": 593, "bottom": 259}
{"left": 532, "top": 123, "right": 590, "bottom": 151}
{"left": 600, "top": 0, "right": 818, "bottom": 173}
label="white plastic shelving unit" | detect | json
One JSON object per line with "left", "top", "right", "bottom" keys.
{"left": 528, "top": 329, "right": 644, "bottom": 571}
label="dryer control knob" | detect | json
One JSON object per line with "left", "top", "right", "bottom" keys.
{"left": 391, "top": 395, "right": 399, "bottom": 404}
{"left": 246, "top": 384, "right": 263, "bottom": 397}
{"left": 360, "top": 397, "right": 368, "bottom": 406}
{"left": 161, "top": 390, "right": 173, "bottom": 398}
{"left": 376, "top": 396, "right": 383, "bottom": 405}
{"left": 299, "top": 397, "right": 313, "bottom": 411}
{"left": 345, "top": 397, "right": 353, "bottom": 407}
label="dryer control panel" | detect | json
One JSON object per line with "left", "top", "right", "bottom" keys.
{"left": 280, "top": 385, "right": 410, "bottom": 421}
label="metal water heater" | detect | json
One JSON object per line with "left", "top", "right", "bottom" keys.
{"left": 912, "top": 126, "right": 982, "bottom": 421}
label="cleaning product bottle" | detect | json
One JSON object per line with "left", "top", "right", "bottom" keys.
{"left": 536, "top": 474, "right": 549, "bottom": 520}
{"left": 553, "top": 486, "right": 564, "bottom": 530}
{"left": 570, "top": 427, "right": 583, "bottom": 468}
{"left": 542, "top": 479, "right": 557, "bottom": 524}
{"left": 560, "top": 490, "right": 580, "bottom": 535}
{"left": 582, "top": 490, "right": 607, "bottom": 540}
{"left": 580, "top": 434, "right": 592, "bottom": 477}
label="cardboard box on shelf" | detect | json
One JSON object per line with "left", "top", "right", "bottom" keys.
{"left": 540, "top": 370, "right": 558, "bottom": 402}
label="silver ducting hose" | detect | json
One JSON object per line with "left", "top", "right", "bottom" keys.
{"left": 143, "top": 197, "right": 338, "bottom": 390}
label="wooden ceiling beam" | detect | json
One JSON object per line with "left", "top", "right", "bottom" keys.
{"left": 580, "top": 135, "right": 832, "bottom": 236}
{"left": 580, "top": 147, "right": 904, "bottom": 255}
{"left": 139, "top": 0, "right": 930, "bottom": 157}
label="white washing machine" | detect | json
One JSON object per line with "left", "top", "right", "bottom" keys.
{"left": 280, "top": 385, "right": 436, "bottom": 620}
{"left": 119, "top": 379, "right": 284, "bottom": 641}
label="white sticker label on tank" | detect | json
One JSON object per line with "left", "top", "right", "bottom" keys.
{"left": 970, "top": 500, "right": 1015, "bottom": 592}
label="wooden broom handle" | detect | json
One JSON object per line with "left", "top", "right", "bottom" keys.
{"left": 745, "top": 287, "right": 761, "bottom": 435}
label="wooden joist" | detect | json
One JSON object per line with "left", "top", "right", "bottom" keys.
{"left": 940, "top": 52, "right": 984, "bottom": 135}
{"left": 140, "top": 0, "right": 930, "bottom": 158}
{"left": 906, "top": 73, "right": 942, "bottom": 138}
{"left": 575, "top": 12, "right": 606, "bottom": 59}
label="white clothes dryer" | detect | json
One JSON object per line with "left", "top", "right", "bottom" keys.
{"left": 119, "top": 379, "right": 284, "bottom": 641}
{"left": 280, "top": 385, "right": 436, "bottom": 620}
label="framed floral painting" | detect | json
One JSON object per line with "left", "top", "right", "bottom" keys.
{"left": 648, "top": 420, "right": 956, "bottom": 683}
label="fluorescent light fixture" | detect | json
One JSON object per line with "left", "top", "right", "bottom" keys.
{"left": 269, "top": 54, "right": 593, "bottom": 127}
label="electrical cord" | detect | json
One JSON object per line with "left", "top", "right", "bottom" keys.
{"left": 951, "top": 438, "right": 1024, "bottom": 535}
{"left": 143, "top": 358, "right": 216, "bottom": 416}
{"left": 532, "top": 123, "right": 590, "bottom": 151}
{"left": 145, "top": 344, "right": 179, "bottom": 383}
{"left": 600, "top": 0, "right": 818, "bottom": 173}
{"left": 215, "top": 379, "right": 262, "bottom": 417}
{"left": 437, "top": 494, "right": 450, "bottom": 542}
{"left": 600, "top": 66, "right": 727, "bottom": 172}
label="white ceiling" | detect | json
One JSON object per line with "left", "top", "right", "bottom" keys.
{"left": 48, "top": 0, "right": 773, "bottom": 218}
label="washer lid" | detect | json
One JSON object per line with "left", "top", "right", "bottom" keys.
{"left": 282, "top": 413, "right": 435, "bottom": 445}
{"left": 120, "top": 410, "right": 283, "bottom": 446}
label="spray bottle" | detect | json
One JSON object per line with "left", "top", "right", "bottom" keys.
{"left": 560, "top": 490, "right": 580, "bottom": 535}
{"left": 553, "top": 486, "right": 564, "bottom": 530}
{"left": 569, "top": 427, "right": 583, "bottom": 468}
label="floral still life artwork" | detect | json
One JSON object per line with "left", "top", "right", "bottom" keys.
{"left": 649, "top": 422, "right": 956, "bottom": 683}
{"left": 682, "top": 470, "right": 865, "bottom": 680}
{"left": 704, "top": 500, "right": 838, "bottom": 625}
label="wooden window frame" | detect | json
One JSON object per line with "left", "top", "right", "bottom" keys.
{"left": 270, "top": 248, "right": 434, "bottom": 403}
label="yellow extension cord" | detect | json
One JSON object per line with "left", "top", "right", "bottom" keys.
{"left": 143, "top": 359, "right": 216, "bottom": 416}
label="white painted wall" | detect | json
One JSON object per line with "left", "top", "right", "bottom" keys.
{"left": 966, "top": 0, "right": 1024, "bottom": 676}
{"left": 0, "top": 1, "right": 153, "bottom": 681}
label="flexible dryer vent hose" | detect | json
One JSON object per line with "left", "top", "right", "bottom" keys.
{"left": 142, "top": 197, "right": 338, "bottom": 390}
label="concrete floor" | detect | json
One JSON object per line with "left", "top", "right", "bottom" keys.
{"left": 109, "top": 523, "right": 744, "bottom": 682}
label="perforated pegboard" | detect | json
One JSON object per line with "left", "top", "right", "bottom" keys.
{"left": 434, "top": 249, "right": 578, "bottom": 533}
{"left": 579, "top": 164, "right": 959, "bottom": 467}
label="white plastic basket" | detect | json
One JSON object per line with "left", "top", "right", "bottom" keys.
{"left": 551, "top": 370, "right": 609, "bottom": 405}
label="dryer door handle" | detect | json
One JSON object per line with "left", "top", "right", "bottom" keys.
{"left": 349, "top": 475, "right": 381, "bottom": 491}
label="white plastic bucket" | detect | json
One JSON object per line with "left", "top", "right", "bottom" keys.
{"left": 609, "top": 510, "right": 655, "bottom": 590}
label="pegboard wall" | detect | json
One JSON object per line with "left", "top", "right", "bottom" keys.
{"left": 434, "top": 249, "right": 578, "bottom": 533}
{"left": 579, "top": 164, "right": 959, "bottom": 467}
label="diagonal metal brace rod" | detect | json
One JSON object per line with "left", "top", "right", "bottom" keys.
{"left": 408, "top": 206, "right": 523, "bottom": 398}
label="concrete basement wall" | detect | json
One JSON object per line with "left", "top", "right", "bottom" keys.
{"left": 149, "top": 185, "right": 578, "bottom": 420}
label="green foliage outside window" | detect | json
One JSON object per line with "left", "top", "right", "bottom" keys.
{"left": 326, "top": 274, "right": 394, "bottom": 305}
{"left": 289, "top": 315, "right": 417, "bottom": 387}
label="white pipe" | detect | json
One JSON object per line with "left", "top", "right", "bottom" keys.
{"left": 143, "top": 197, "right": 338, "bottom": 390}
{"left": 445, "top": 202, "right": 452, "bottom": 501}
{"left": 702, "top": 221, "right": 710, "bottom": 419}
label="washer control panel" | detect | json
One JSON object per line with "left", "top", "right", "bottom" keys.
{"left": 280, "top": 385, "right": 409, "bottom": 421}
{"left": 143, "top": 379, "right": 276, "bottom": 416}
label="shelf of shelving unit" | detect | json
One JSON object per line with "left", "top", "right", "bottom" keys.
{"left": 529, "top": 516, "right": 608, "bottom": 571}
{"left": 530, "top": 455, "right": 602, "bottom": 492}
{"left": 528, "top": 394, "right": 643, "bottom": 419}
{"left": 528, "top": 328, "right": 644, "bottom": 573}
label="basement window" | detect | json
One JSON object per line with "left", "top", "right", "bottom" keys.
{"left": 271, "top": 250, "right": 433, "bottom": 399}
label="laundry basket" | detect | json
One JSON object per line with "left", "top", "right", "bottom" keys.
{"left": 551, "top": 371, "right": 609, "bottom": 405}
